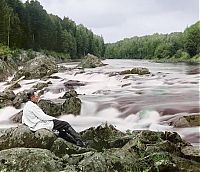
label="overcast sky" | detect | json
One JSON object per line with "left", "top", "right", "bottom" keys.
{"left": 22, "top": 0, "right": 199, "bottom": 43}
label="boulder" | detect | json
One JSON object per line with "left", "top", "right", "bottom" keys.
{"left": 38, "top": 92, "right": 81, "bottom": 116}
{"left": 181, "top": 146, "right": 200, "bottom": 162}
{"left": 120, "top": 67, "right": 150, "bottom": 75}
{"left": 7, "top": 82, "right": 21, "bottom": 90}
{"left": 0, "top": 124, "right": 200, "bottom": 171}
{"left": 0, "top": 148, "right": 63, "bottom": 172}
{"left": 64, "top": 80, "right": 86, "bottom": 89}
{"left": 0, "top": 125, "right": 57, "bottom": 151}
{"left": 38, "top": 99, "right": 64, "bottom": 117}
{"left": 10, "top": 110, "right": 23, "bottom": 123}
{"left": 0, "top": 90, "right": 15, "bottom": 108}
{"left": 12, "top": 56, "right": 58, "bottom": 81}
{"left": 12, "top": 90, "right": 29, "bottom": 109}
{"left": 32, "top": 82, "right": 49, "bottom": 90}
{"left": 0, "top": 125, "right": 91, "bottom": 158}
{"left": 170, "top": 114, "right": 200, "bottom": 128}
{"left": 187, "top": 67, "right": 200, "bottom": 75}
{"left": 0, "top": 58, "right": 16, "bottom": 82}
{"left": 184, "top": 114, "right": 200, "bottom": 127}
{"left": 38, "top": 90, "right": 81, "bottom": 116}
{"left": 77, "top": 54, "right": 105, "bottom": 68}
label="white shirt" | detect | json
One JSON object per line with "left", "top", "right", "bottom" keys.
{"left": 22, "top": 101, "right": 55, "bottom": 131}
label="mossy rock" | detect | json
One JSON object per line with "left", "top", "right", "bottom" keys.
{"left": 0, "top": 148, "right": 63, "bottom": 172}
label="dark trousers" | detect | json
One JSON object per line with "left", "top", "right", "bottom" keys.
{"left": 53, "top": 119, "right": 82, "bottom": 144}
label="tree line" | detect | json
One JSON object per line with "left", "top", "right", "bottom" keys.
{"left": 105, "top": 21, "right": 200, "bottom": 61}
{"left": 0, "top": 0, "right": 105, "bottom": 58}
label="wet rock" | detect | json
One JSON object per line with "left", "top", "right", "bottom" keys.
{"left": 61, "top": 89, "right": 78, "bottom": 98}
{"left": 120, "top": 67, "right": 150, "bottom": 75}
{"left": 48, "top": 75, "right": 62, "bottom": 79}
{"left": 0, "top": 124, "right": 199, "bottom": 171}
{"left": 80, "top": 124, "right": 126, "bottom": 151}
{"left": 184, "top": 114, "right": 200, "bottom": 127}
{"left": 38, "top": 99, "right": 64, "bottom": 117}
{"left": 64, "top": 80, "right": 86, "bottom": 89}
{"left": 12, "top": 56, "right": 58, "bottom": 81}
{"left": 51, "top": 138, "right": 92, "bottom": 158}
{"left": 7, "top": 82, "right": 21, "bottom": 90}
{"left": 170, "top": 114, "right": 200, "bottom": 128}
{"left": 0, "top": 90, "right": 15, "bottom": 108}
{"left": 170, "top": 116, "right": 191, "bottom": 128}
{"left": 10, "top": 110, "right": 23, "bottom": 123}
{"left": 12, "top": 90, "right": 29, "bottom": 109}
{"left": 38, "top": 90, "right": 81, "bottom": 116}
{"left": 0, "top": 125, "right": 90, "bottom": 158}
{"left": 0, "top": 58, "right": 16, "bottom": 82}
{"left": 187, "top": 67, "right": 200, "bottom": 75}
{"left": 0, "top": 148, "right": 63, "bottom": 172}
{"left": 61, "top": 90, "right": 81, "bottom": 115}
{"left": 0, "top": 125, "right": 57, "bottom": 151}
{"left": 0, "top": 90, "right": 15, "bottom": 100}
{"left": 120, "top": 69, "right": 132, "bottom": 75}
{"left": 32, "top": 82, "right": 49, "bottom": 90}
{"left": 77, "top": 54, "right": 105, "bottom": 68}
{"left": 181, "top": 146, "right": 200, "bottom": 162}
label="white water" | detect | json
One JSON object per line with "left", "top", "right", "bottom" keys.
{"left": 0, "top": 59, "right": 199, "bottom": 145}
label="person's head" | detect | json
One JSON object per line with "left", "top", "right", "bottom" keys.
{"left": 27, "top": 91, "right": 39, "bottom": 103}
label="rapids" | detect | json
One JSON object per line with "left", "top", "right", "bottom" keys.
{"left": 0, "top": 59, "right": 199, "bottom": 146}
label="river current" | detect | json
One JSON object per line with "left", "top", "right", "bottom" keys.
{"left": 0, "top": 59, "right": 199, "bottom": 146}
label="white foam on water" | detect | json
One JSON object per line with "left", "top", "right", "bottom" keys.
{"left": 0, "top": 106, "right": 22, "bottom": 122}
{"left": 80, "top": 100, "right": 98, "bottom": 117}
{"left": 0, "top": 59, "right": 199, "bottom": 145}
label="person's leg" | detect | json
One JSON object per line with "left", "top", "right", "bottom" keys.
{"left": 53, "top": 119, "right": 86, "bottom": 146}
{"left": 58, "top": 130, "right": 77, "bottom": 144}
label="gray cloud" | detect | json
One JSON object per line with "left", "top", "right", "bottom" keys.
{"left": 21, "top": 0, "right": 199, "bottom": 43}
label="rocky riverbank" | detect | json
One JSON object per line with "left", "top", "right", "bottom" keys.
{"left": 0, "top": 124, "right": 199, "bottom": 172}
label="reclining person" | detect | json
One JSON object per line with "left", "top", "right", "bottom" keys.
{"left": 22, "top": 91, "right": 87, "bottom": 147}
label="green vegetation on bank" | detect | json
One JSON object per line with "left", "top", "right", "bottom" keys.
{"left": 105, "top": 21, "right": 200, "bottom": 63}
{"left": 0, "top": 0, "right": 105, "bottom": 59}
{"left": 0, "top": 0, "right": 199, "bottom": 63}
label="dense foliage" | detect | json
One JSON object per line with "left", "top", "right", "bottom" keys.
{"left": 0, "top": 0, "right": 105, "bottom": 58}
{"left": 105, "top": 22, "right": 200, "bottom": 62}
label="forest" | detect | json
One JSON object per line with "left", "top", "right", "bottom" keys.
{"left": 0, "top": 0, "right": 105, "bottom": 58}
{"left": 0, "top": 0, "right": 199, "bottom": 62}
{"left": 105, "top": 21, "right": 200, "bottom": 62}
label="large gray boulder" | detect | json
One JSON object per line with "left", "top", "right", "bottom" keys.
{"left": 0, "top": 124, "right": 200, "bottom": 171}
{"left": 0, "top": 148, "right": 63, "bottom": 172}
{"left": 0, "top": 90, "right": 15, "bottom": 108}
{"left": 13, "top": 56, "right": 58, "bottom": 81}
{"left": 38, "top": 90, "right": 81, "bottom": 117}
{"left": 0, "top": 57, "right": 17, "bottom": 82}
{"left": 0, "top": 125, "right": 91, "bottom": 158}
{"left": 77, "top": 54, "right": 105, "bottom": 68}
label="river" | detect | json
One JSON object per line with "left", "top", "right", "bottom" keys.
{"left": 0, "top": 59, "right": 199, "bottom": 146}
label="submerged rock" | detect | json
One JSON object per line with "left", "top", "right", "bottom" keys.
{"left": 64, "top": 80, "right": 86, "bottom": 89}
{"left": 13, "top": 56, "right": 58, "bottom": 81}
{"left": 77, "top": 54, "right": 105, "bottom": 68}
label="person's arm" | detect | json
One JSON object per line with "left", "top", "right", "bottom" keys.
{"left": 32, "top": 103, "right": 55, "bottom": 121}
